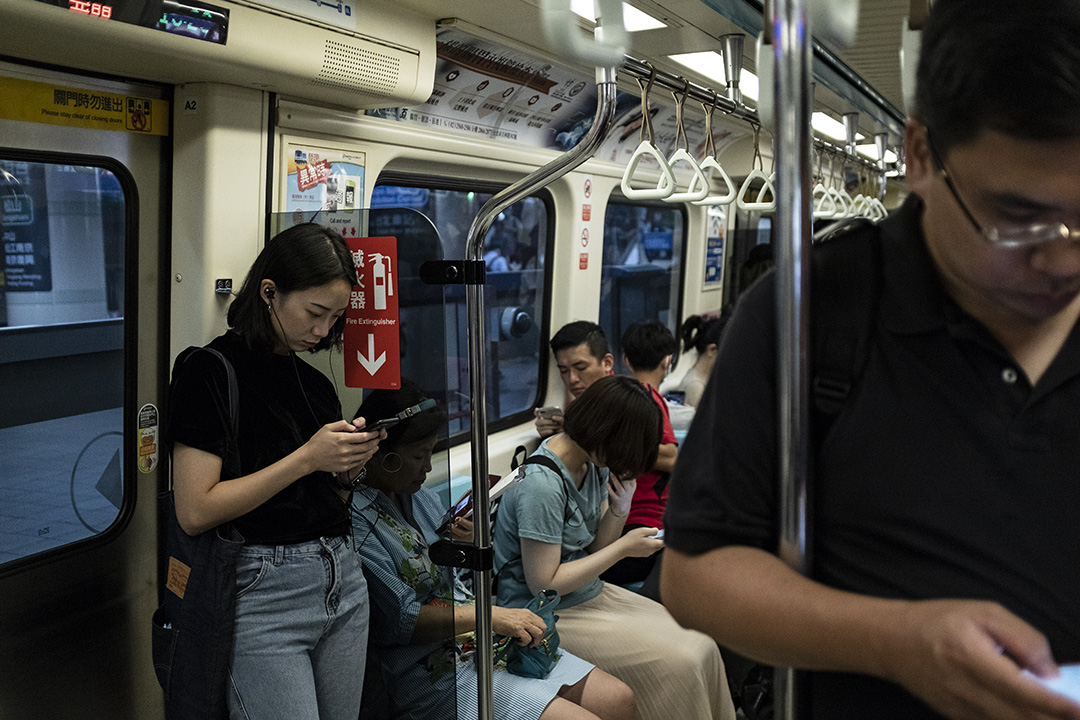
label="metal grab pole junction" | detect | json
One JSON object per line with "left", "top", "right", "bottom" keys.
{"left": 462, "top": 69, "right": 619, "bottom": 720}
{"left": 771, "top": 0, "right": 813, "bottom": 717}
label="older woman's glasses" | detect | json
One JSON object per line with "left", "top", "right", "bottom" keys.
{"left": 927, "top": 133, "right": 1079, "bottom": 248}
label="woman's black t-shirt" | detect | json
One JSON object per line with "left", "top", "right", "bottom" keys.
{"left": 168, "top": 331, "right": 350, "bottom": 544}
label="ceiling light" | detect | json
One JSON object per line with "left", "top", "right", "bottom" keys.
{"left": 668, "top": 52, "right": 726, "bottom": 84}
{"left": 811, "top": 112, "right": 846, "bottom": 141}
{"left": 570, "top": 0, "right": 666, "bottom": 31}
{"left": 856, "top": 143, "right": 898, "bottom": 163}
{"left": 665, "top": 53, "right": 758, "bottom": 102}
{"left": 738, "top": 70, "right": 758, "bottom": 102}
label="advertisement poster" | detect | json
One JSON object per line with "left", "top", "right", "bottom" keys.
{"left": 704, "top": 206, "right": 726, "bottom": 288}
{"left": 370, "top": 26, "right": 601, "bottom": 151}
{"left": 284, "top": 144, "right": 366, "bottom": 221}
{"left": 344, "top": 235, "right": 400, "bottom": 390}
{"left": 369, "top": 27, "right": 748, "bottom": 193}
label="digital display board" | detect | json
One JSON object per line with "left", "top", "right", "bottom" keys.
{"left": 33, "top": 0, "right": 229, "bottom": 44}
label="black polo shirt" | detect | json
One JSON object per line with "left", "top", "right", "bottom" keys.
{"left": 666, "top": 196, "right": 1080, "bottom": 719}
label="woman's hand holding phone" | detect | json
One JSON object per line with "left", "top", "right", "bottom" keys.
{"left": 304, "top": 419, "right": 383, "bottom": 474}
{"left": 619, "top": 526, "right": 664, "bottom": 558}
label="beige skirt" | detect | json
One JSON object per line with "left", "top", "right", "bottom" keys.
{"left": 554, "top": 583, "right": 736, "bottom": 720}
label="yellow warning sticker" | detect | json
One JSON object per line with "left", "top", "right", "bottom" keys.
{"left": 0, "top": 76, "right": 169, "bottom": 136}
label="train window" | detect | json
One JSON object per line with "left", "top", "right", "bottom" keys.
{"left": 0, "top": 155, "right": 132, "bottom": 567}
{"left": 370, "top": 181, "right": 552, "bottom": 439}
{"left": 600, "top": 201, "right": 687, "bottom": 367}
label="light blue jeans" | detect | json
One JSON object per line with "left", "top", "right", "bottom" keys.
{"left": 227, "top": 535, "right": 368, "bottom": 720}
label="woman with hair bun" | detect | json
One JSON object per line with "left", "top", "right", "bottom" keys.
{"left": 676, "top": 309, "right": 731, "bottom": 407}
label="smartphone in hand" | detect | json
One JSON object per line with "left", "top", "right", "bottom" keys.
{"left": 537, "top": 405, "right": 562, "bottom": 420}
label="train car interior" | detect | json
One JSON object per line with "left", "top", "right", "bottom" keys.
{"left": 0, "top": 0, "right": 918, "bottom": 717}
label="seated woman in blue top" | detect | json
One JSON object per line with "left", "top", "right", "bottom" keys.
{"left": 493, "top": 375, "right": 736, "bottom": 720}
{"left": 351, "top": 383, "right": 635, "bottom": 720}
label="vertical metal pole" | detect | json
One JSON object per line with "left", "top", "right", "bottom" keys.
{"left": 772, "top": 0, "right": 813, "bottom": 717}
{"left": 463, "top": 73, "right": 618, "bottom": 720}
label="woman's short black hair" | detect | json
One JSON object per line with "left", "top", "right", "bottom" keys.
{"left": 227, "top": 223, "right": 356, "bottom": 353}
{"left": 563, "top": 374, "right": 661, "bottom": 479}
{"left": 354, "top": 380, "right": 445, "bottom": 452}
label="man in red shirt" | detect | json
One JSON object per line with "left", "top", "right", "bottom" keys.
{"left": 600, "top": 321, "right": 678, "bottom": 591}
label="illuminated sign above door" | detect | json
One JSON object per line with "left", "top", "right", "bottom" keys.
{"left": 33, "top": 0, "right": 229, "bottom": 44}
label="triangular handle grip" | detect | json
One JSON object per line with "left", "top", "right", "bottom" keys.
{"left": 835, "top": 187, "right": 856, "bottom": 217}
{"left": 851, "top": 194, "right": 871, "bottom": 217}
{"left": 812, "top": 182, "right": 838, "bottom": 218}
{"left": 737, "top": 168, "right": 776, "bottom": 211}
{"left": 658, "top": 148, "right": 710, "bottom": 203}
{"left": 869, "top": 197, "right": 889, "bottom": 220}
{"left": 621, "top": 140, "right": 676, "bottom": 200}
{"left": 827, "top": 187, "right": 851, "bottom": 218}
{"left": 692, "top": 156, "right": 738, "bottom": 206}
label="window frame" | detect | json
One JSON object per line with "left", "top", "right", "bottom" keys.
{"left": 600, "top": 196, "right": 689, "bottom": 367}
{"left": 0, "top": 146, "right": 140, "bottom": 575}
{"left": 372, "top": 172, "right": 556, "bottom": 446}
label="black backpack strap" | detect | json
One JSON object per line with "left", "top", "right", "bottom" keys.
{"left": 510, "top": 444, "right": 530, "bottom": 471}
{"left": 810, "top": 218, "right": 882, "bottom": 431}
{"left": 517, "top": 453, "right": 574, "bottom": 523}
{"left": 517, "top": 453, "right": 564, "bottom": 477}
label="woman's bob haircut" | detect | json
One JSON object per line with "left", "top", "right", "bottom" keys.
{"left": 563, "top": 374, "right": 662, "bottom": 480}
{"left": 227, "top": 223, "right": 357, "bottom": 353}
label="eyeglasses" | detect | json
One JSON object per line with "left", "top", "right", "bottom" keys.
{"left": 927, "top": 132, "right": 1078, "bottom": 248}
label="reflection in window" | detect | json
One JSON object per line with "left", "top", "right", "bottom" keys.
{"left": 0, "top": 158, "right": 128, "bottom": 566}
{"left": 371, "top": 184, "right": 551, "bottom": 439}
{"left": 600, "top": 202, "right": 686, "bottom": 368}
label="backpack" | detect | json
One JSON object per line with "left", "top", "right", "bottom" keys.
{"left": 732, "top": 218, "right": 883, "bottom": 720}
{"left": 810, "top": 218, "right": 883, "bottom": 440}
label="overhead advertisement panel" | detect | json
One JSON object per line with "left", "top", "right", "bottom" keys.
{"left": 370, "top": 26, "right": 748, "bottom": 170}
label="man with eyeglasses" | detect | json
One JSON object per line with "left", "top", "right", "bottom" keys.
{"left": 661, "top": 1, "right": 1080, "bottom": 720}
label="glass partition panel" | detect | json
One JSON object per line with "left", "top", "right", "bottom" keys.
{"left": 271, "top": 209, "right": 470, "bottom": 720}
{"left": 371, "top": 183, "right": 552, "bottom": 439}
{"left": 600, "top": 201, "right": 686, "bottom": 370}
{"left": 0, "top": 156, "right": 130, "bottom": 568}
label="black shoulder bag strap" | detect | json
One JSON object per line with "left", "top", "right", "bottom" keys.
{"left": 810, "top": 218, "right": 883, "bottom": 446}
{"left": 173, "top": 346, "right": 241, "bottom": 478}
{"left": 155, "top": 345, "right": 244, "bottom": 720}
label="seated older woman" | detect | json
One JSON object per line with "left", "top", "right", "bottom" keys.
{"left": 351, "top": 382, "right": 635, "bottom": 720}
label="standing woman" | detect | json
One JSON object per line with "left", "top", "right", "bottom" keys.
{"left": 168, "top": 223, "right": 383, "bottom": 719}
{"left": 494, "top": 374, "right": 736, "bottom": 720}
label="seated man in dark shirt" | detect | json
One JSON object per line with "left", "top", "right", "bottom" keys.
{"left": 662, "top": 2, "right": 1080, "bottom": 719}
{"left": 534, "top": 321, "right": 614, "bottom": 438}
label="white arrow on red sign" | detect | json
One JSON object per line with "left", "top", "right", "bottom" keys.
{"left": 357, "top": 333, "right": 387, "bottom": 375}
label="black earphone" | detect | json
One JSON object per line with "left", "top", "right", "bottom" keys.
{"left": 265, "top": 287, "right": 275, "bottom": 299}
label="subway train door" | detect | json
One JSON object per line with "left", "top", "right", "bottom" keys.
{"left": 0, "top": 60, "right": 168, "bottom": 719}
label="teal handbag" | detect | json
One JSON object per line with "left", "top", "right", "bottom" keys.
{"left": 494, "top": 589, "right": 561, "bottom": 679}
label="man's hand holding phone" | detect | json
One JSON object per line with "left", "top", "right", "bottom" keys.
{"left": 534, "top": 405, "right": 564, "bottom": 438}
